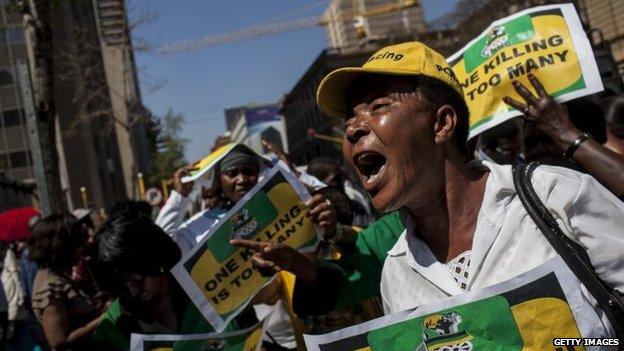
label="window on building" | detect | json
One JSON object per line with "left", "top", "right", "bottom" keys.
{"left": 0, "top": 68, "right": 13, "bottom": 86}
{"left": 0, "top": 85, "right": 16, "bottom": 108}
{"left": 6, "top": 28, "right": 23, "bottom": 43}
{"left": 11, "top": 43, "right": 25, "bottom": 60}
{"left": 5, "top": 126, "right": 24, "bottom": 150}
{"left": 0, "top": 152, "right": 7, "bottom": 170}
{"left": 2, "top": 109, "right": 20, "bottom": 127}
{"left": 9, "top": 150, "right": 27, "bottom": 168}
{"left": 0, "top": 46, "right": 10, "bottom": 67}
{"left": 10, "top": 166, "right": 32, "bottom": 181}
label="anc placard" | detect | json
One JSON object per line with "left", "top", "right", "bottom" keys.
{"left": 304, "top": 256, "right": 613, "bottom": 351}
{"left": 129, "top": 322, "right": 263, "bottom": 351}
{"left": 172, "top": 166, "right": 318, "bottom": 332}
{"left": 446, "top": 4, "right": 603, "bottom": 139}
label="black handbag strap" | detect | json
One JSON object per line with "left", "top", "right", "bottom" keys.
{"left": 513, "top": 162, "right": 624, "bottom": 341}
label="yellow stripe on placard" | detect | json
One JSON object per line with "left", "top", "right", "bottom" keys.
{"left": 511, "top": 297, "right": 585, "bottom": 351}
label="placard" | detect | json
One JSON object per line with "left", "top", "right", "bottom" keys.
{"left": 172, "top": 166, "right": 318, "bottom": 331}
{"left": 447, "top": 4, "right": 603, "bottom": 139}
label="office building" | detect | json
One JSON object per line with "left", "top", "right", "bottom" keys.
{"left": 323, "top": 0, "right": 426, "bottom": 50}
{"left": 0, "top": 0, "right": 152, "bottom": 210}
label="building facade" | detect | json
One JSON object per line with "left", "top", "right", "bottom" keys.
{"left": 95, "top": 0, "right": 153, "bottom": 200}
{"left": 323, "top": 0, "right": 426, "bottom": 50}
{"left": 579, "top": 0, "right": 624, "bottom": 76}
{"left": 0, "top": 3, "right": 38, "bottom": 209}
{"left": 50, "top": 0, "right": 129, "bottom": 209}
{"left": 0, "top": 0, "right": 151, "bottom": 210}
{"left": 0, "top": 5, "right": 32, "bottom": 183}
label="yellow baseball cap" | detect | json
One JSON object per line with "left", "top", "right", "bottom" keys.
{"left": 316, "top": 41, "right": 463, "bottom": 118}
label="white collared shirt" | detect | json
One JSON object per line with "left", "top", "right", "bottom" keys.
{"left": 380, "top": 161, "right": 624, "bottom": 335}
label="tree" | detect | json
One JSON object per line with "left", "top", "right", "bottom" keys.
{"left": 18, "top": 0, "right": 65, "bottom": 215}
{"left": 148, "top": 108, "right": 188, "bottom": 186}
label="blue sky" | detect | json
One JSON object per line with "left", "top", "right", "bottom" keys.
{"left": 129, "top": 0, "right": 461, "bottom": 162}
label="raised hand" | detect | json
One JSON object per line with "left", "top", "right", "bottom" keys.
{"left": 503, "top": 73, "right": 581, "bottom": 150}
{"left": 306, "top": 193, "right": 338, "bottom": 240}
{"left": 173, "top": 160, "right": 200, "bottom": 198}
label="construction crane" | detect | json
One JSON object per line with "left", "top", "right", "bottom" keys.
{"left": 160, "top": 0, "right": 418, "bottom": 54}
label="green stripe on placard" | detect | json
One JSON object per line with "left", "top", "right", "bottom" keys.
{"left": 464, "top": 14, "right": 535, "bottom": 73}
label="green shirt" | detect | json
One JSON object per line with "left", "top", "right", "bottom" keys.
{"left": 336, "top": 211, "right": 405, "bottom": 308}
{"left": 93, "top": 287, "right": 256, "bottom": 351}
{"left": 94, "top": 297, "right": 226, "bottom": 351}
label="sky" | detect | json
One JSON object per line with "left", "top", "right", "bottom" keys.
{"left": 129, "top": 0, "right": 461, "bottom": 162}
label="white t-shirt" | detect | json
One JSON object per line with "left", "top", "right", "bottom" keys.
{"left": 380, "top": 161, "right": 624, "bottom": 336}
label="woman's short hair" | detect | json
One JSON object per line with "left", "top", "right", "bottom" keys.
{"left": 28, "top": 213, "right": 87, "bottom": 271}
{"left": 410, "top": 75, "right": 470, "bottom": 156}
{"left": 95, "top": 216, "right": 181, "bottom": 278}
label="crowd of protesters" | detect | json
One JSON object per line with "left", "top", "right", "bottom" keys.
{"left": 0, "top": 39, "right": 623, "bottom": 351}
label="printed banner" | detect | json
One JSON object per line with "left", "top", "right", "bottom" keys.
{"left": 129, "top": 323, "right": 263, "bottom": 351}
{"left": 447, "top": 4, "right": 603, "bottom": 139}
{"left": 181, "top": 143, "right": 270, "bottom": 183}
{"left": 304, "top": 256, "right": 611, "bottom": 351}
{"left": 244, "top": 105, "right": 289, "bottom": 156}
{"left": 172, "top": 166, "right": 318, "bottom": 332}
{"left": 245, "top": 105, "right": 280, "bottom": 129}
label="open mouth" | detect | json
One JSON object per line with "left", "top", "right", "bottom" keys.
{"left": 354, "top": 151, "right": 387, "bottom": 188}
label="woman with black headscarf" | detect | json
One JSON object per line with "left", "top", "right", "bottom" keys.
{"left": 156, "top": 145, "right": 334, "bottom": 255}
{"left": 153, "top": 144, "right": 337, "bottom": 350}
